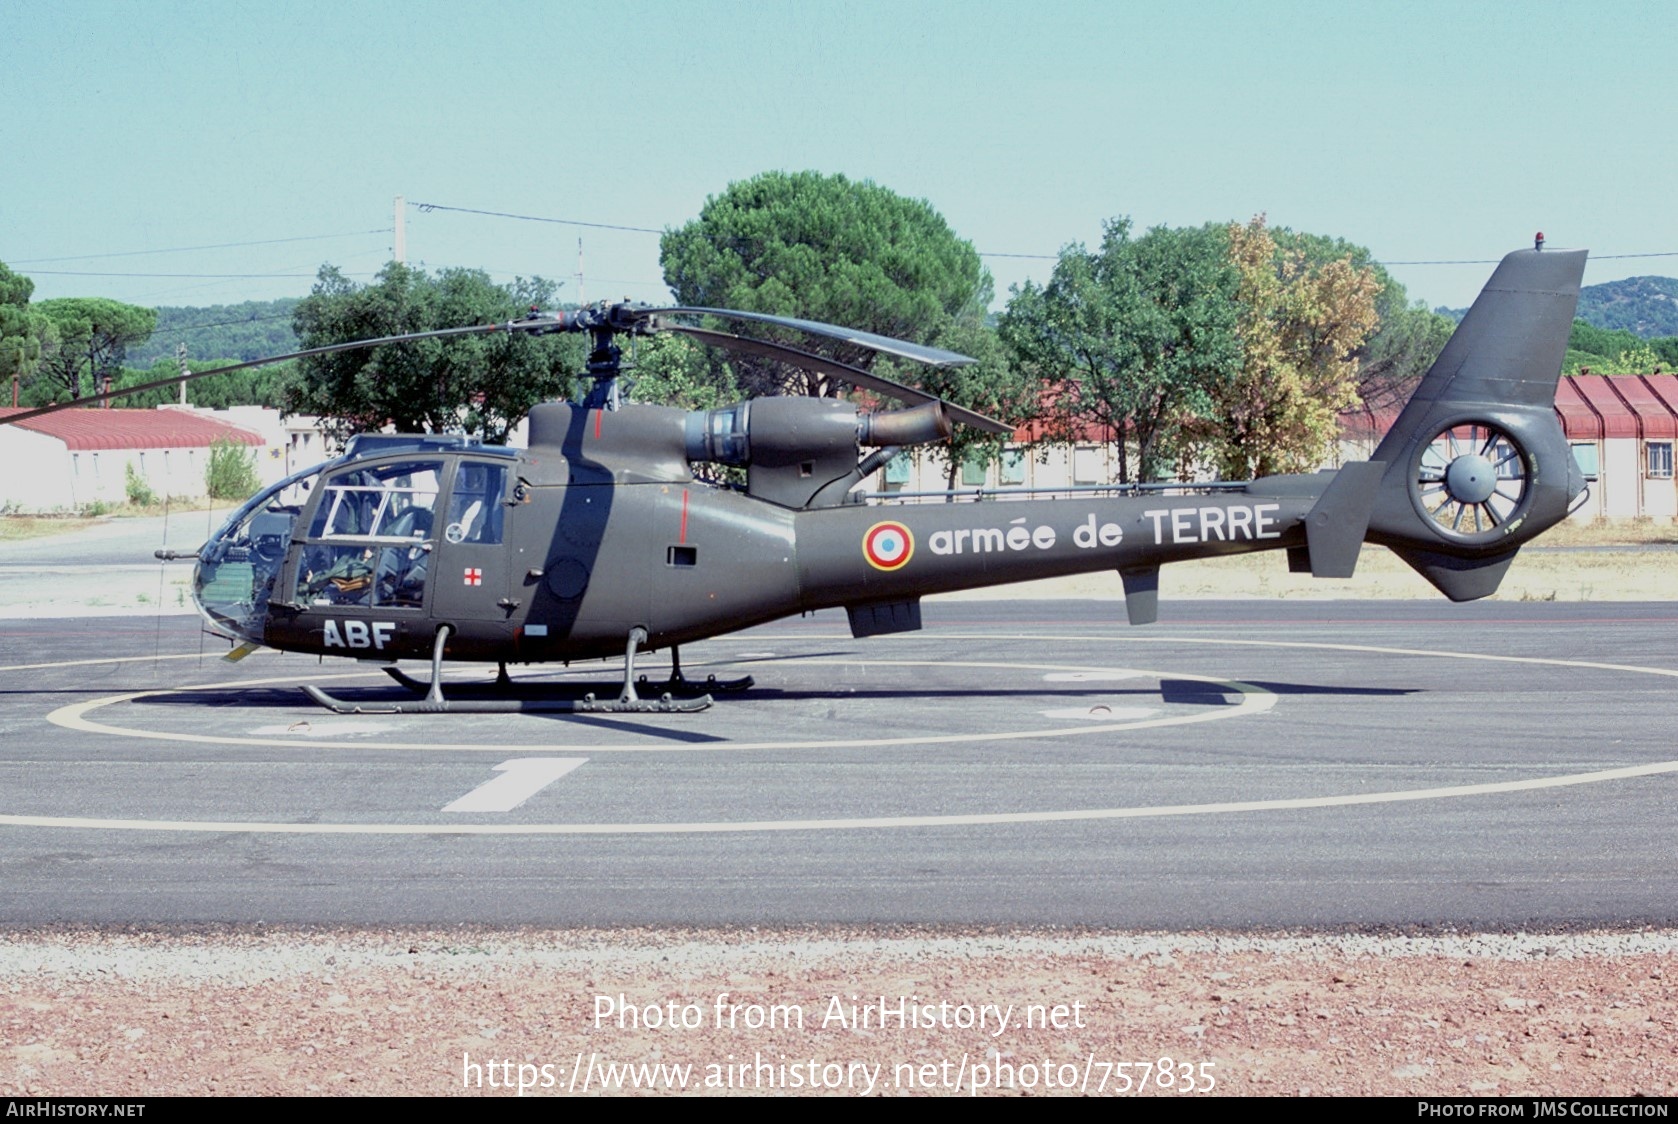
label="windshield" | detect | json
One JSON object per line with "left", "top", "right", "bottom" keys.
{"left": 193, "top": 465, "right": 318, "bottom": 641}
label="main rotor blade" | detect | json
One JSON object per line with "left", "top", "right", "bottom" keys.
{"left": 637, "top": 307, "right": 977, "bottom": 368}
{"left": 669, "top": 326, "right": 1013, "bottom": 434}
{"left": 0, "top": 321, "right": 536, "bottom": 426}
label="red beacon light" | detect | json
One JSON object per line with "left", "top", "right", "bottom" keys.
{"left": 1535, "top": 231, "right": 1545, "bottom": 251}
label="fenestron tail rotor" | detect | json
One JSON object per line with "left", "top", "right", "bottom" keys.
{"left": 1412, "top": 421, "right": 1531, "bottom": 541}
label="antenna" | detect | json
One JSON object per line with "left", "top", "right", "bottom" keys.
{"left": 576, "top": 237, "right": 585, "bottom": 305}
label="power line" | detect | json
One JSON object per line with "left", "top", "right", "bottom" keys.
{"left": 27, "top": 270, "right": 341, "bottom": 279}
{"left": 410, "top": 201, "right": 664, "bottom": 235}
{"left": 1375, "top": 251, "right": 1678, "bottom": 266}
{"left": 12, "top": 229, "right": 393, "bottom": 265}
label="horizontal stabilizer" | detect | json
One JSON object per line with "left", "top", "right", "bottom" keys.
{"left": 847, "top": 598, "right": 923, "bottom": 638}
{"left": 1303, "top": 461, "right": 1386, "bottom": 578}
{"left": 1390, "top": 545, "right": 1520, "bottom": 602}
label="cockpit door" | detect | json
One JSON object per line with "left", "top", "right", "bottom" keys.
{"left": 428, "top": 459, "right": 512, "bottom": 621}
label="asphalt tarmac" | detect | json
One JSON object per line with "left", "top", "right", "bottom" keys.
{"left": 1, "top": 600, "right": 1674, "bottom": 928}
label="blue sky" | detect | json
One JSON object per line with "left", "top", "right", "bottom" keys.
{"left": 5, "top": 0, "right": 1675, "bottom": 319}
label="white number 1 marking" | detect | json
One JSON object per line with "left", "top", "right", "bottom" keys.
{"left": 442, "top": 758, "right": 588, "bottom": 813}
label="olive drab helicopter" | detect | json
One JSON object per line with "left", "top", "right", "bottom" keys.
{"left": 4, "top": 241, "right": 1590, "bottom": 714}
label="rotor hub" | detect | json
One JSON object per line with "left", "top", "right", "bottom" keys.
{"left": 1444, "top": 453, "right": 1498, "bottom": 504}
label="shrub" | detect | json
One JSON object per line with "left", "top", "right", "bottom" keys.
{"left": 124, "top": 462, "right": 157, "bottom": 506}
{"left": 206, "top": 438, "right": 260, "bottom": 500}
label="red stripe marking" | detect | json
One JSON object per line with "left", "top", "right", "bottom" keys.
{"left": 679, "top": 489, "right": 689, "bottom": 543}
{"left": 593, "top": 409, "right": 602, "bottom": 439}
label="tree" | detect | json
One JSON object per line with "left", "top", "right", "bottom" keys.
{"left": 999, "top": 218, "right": 1242, "bottom": 484}
{"left": 30, "top": 297, "right": 156, "bottom": 404}
{"left": 659, "top": 171, "right": 992, "bottom": 398}
{"left": 1202, "top": 216, "right": 1382, "bottom": 479}
{"left": 0, "top": 261, "right": 56, "bottom": 407}
{"left": 107, "top": 356, "right": 293, "bottom": 410}
{"left": 889, "top": 317, "right": 1036, "bottom": 490}
{"left": 286, "top": 263, "right": 587, "bottom": 444}
{"left": 1269, "top": 229, "right": 1452, "bottom": 413}
{"left": 625, "top": 333, "right": 740, "bottom": 411}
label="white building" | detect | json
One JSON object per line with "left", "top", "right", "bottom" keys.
{"left": 0, "top": 406, "right": 270, "bottom": 513}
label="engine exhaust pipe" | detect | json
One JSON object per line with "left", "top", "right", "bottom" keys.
{"left": 857, "top": 401, "right": 951, "bottom": 448}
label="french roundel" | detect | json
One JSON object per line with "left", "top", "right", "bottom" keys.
{"left": 862, "top": 521, "right": 914, "bottom": 571}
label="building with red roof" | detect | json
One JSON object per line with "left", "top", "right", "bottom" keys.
{"left": 0, "top": 406, "right": 267, "bottom": 513}
{"left": 1341, "top": 374, "right": 1677, "bottom": 520}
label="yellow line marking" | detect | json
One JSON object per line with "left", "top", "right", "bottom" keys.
{"left": 0, "top": 653, "right": 208, "bottom": 673}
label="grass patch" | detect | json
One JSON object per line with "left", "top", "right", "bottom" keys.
{"left": 0, "top": 515, "right": 103, "bottom": 542}
{"left": 0, "top": 496, "right": 232, "bottom": 543}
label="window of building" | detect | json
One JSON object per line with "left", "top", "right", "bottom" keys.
{"left": 960, "top": 455, "right": 988, "bottom": 487}
{"left": 883, "top": 452, "right": 911, "bottom": 490}
{"left": 1072, "top": 446, "right": 1105, "bottom": 485}
{"left": 1571, "top": 442, "right": 1600, "bottom": 480}
{"left": 1000, "top": 449, "right": 1026, "bottom": 486}
{"left": 1648, "top": 441, "right": 1674, "bottom": 479}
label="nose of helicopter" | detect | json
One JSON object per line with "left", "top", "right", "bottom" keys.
{"left": 191, "top": 468, "right": 315, "bottom": 644}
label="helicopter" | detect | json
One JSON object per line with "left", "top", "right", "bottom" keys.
{"left": 4, "top": 241, "right": 1589, "bottom": 714}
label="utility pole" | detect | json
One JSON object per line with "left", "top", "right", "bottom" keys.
{"left": 177, "top": 343, "right": 189, "bottom": 406}
{"left": 394, "top": 195, "right": 406, "bottom": 264}
{"left": 576, "top": 237, "right": 584, "bottom": 305}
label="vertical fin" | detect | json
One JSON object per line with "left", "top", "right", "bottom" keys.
{"left": 1120, "top": 566, "right": 1159, "bottom": 625}
{"left": 1303, "top": 461, "right": 1386, "bottom": 578}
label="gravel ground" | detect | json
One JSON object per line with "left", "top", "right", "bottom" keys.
{"left": 3, "top": 927, "right": 1675, "bottom": 1097}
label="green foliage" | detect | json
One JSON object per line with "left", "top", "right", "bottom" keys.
{"left": 0, "top": 261, "right": 58, "bottom": 404}
{"left": 287, "top": 263, "right": 586, "bottom": 444}
{"left": 626, "top": 334, "right": 740, "bottom": 411}
{"left": 1576, "top": 276, "right": 1678, "bottom": 338}
{"left": 126, "top": 299, "right": 300, "bottom": 367}
{"left": 205, "top": 437, "right": 260, "bottom": 500}
{"left": 124, "top": 462, "right": 156, "bottom": 506}
{"left": 105, "top": 356, "right": 292, "bottom": 410}
{"left": 1354, "top": 300, "right": 1456, "bottom": 410}
{"left": 888, "top": 317, "right": 1036, "bottom": 487}
{"left": 1564, "top": 319, "right": 1675, "bottom": 374}
{"left": 1204, "top": 217, "right": 1382, "bottom": 479}
{"left": 29, "top": 297, "right": 157, "bottom": 403}
{"left": 999, "top": 218, "right": 1241, "bottom": 483}
{"left": 660, "top": 171, "right": 991, "bottom": 397}
{"left": 1264, "top": 228, "right": 1453, "bottom": 412}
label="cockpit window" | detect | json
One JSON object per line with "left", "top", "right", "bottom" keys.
{"left": 307, "top": 460, "right": 442, "bottom": 541}
{"left": 193, "top": 469, "right": 316, "bottom": 642}
{"left": 297, "top": 460, "right": 442, "bottom": 610}
{"left": 442, "top": 462, "right": 506, "bottom": 545}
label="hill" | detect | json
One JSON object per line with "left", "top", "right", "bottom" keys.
{"left": 1575, "top": 275, "right": 1678, "bottom": 338}
{"left": 127, "top": 298, "right": 300, "bottom": 365}
{"left": 1436, "top": 275, "right": 1678, "bottom": 338}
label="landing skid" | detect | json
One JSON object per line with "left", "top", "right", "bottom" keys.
{"left": 300, "top": 685, "right": 711, "bottom": 715}
{"left": 377, "top": 645, "right": 752, "bottom": 699}
{"left": 300, "top": 626, "right": 714, "bottom": 715}
{"left": 639, "top": 645, "right": 754, "bottom": 695}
